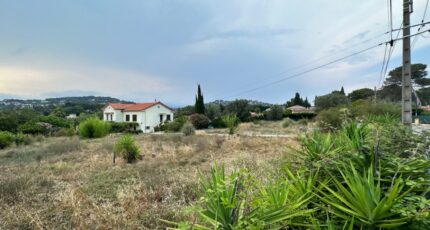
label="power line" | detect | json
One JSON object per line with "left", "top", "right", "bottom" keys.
{"left": 412, "top": 0, "right": 430, "bottom": 49}
{"left": 217, "top": 30, "right": 430, "bottom": 101}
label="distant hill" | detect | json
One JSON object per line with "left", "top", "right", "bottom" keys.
{"left": 0, "top": 96, "right": 134, "bottom": 110}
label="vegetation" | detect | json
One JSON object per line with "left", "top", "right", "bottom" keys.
{"left": 170, "top": 117, "right": 430, "bottom": 229}
{"left": 286, "top": 92, "right": 311, "bottom": 107}
{"left": 0, "top": 131, "right": 14, "bottom": 149}
{"left": 78, "top": 117, "right": 110, "bottom": 138}
{"left": 264, "top": 105, "right": 284, "bottom": 121}
{"left": 195, "top": 84, "right": 205, "bottom": 114}
{"left": 222, "top": 114, "right": 239, "bottom": 135}
{"left": 181, "top": 122, "right": 196, "bottom": 136}
{"left": 115, "top": 135, "right": 140, "bottom": 163}
{"left": 315, "top": 91, "right": 350, "bottom": 110}
{"left": 189, "top": 113, "right": 210, "bottom": 129}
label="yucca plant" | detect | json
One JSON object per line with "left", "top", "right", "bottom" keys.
{"left": 319, "top": 162, "right": 411, "bottom": 228}
{"left": 198, "top": 166, "right": 245, "bottom": 229}
{"left": 250, "top": 177, "right": 316, "bottom": 228}
{"left": 300, "top": 132, "right": 340, "bottom": 163}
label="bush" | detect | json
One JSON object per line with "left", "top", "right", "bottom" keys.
{"left": 78, "top": 117, "right": 110, "bottom": 139}
{"left": 38, "top": 115, "right": 71, "bottom": 128}
{"left": 110, "top": 122, "right": 139, "bottom": 133}
{"left": 264, "top": 105, "right": 284, "bottom": 121}
{"left": 222, "top": 114, "right": 239, "bottom": 135}
{"left": 114, "top": 135, "right": 140, "bottom": 163}
{"left": 211, "top": 117, "right": 227, "bottom": 128}
{"left": 282, "top": 118, "right": 295, "bottom": 128}
{"left": 181, "top": 122, "right": 195, "bottom": 136}
{"left": 14, "top": 133, "right": 32, "bottom": 146}
{"left": 163, "top": 116, "right": 187, "bottom": 132}
{"left": 18, "top": 122, "right": 48, "bottom": 135}
{"left": 315, "top": 92, "right": 349, "bottom": 110}
{"left": 189, "top": 113, "right": 210, "bottom": 129}
{"left": 316, "top": 108, "right": 344, "bottom": 130}
{"left": 0, "top": 131, "right": 14, "bottom": 149}
{"left": 53, "top": 127, "right": 76, "bottom": 137}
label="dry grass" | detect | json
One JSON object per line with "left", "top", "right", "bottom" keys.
{"left": 0, "top": 128, "right": 299, "bottom": 229}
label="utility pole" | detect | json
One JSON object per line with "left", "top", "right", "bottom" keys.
{"left": 402, "top": 0, "right": 413, "bottom": 126}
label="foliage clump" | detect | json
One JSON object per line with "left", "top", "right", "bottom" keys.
{"left": 114, "top": 135, "right": 140, "bottom": 163}
{"left": 222, "top": 114, "right": 239, "bottom": 135}
{"left": 189, "top": 113, "right": 210, "bottom": 129}
{"left": 78, "top": 117, "right": 110, "bottom": 139}
{"left": 0, "top": 131, "right": 15, "bottom": 149}
{"left": 181, "top": 122, "right": 195, "bottom": 136}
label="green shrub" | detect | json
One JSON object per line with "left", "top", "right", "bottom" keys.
{"left": 18, "top": 122, "right": 48, "bottom": 135}
{"left": 189, "top": 113, "right": 210, "bottom": 129}
{"left": 282, "top": 118, "right": 295, "bottom": 128}
{"left": 53, "top": 127, "right": 76, "bottom": 137}
{"left": 162, "top": 116, "right": 187, "bottom": 132}
{"left": 39, "top": 115, "right": 71, "bottom": 128}
{"left": 222, "top": 114, "right": 239, "bottom": 135}
{"left": 110, "top": 122, "right": 139, "bottom": 133}
{"left": 114, "top": 135, "right": 140, "bottom": 163}
{"left": 264, "top": 105, "right": 284, "bottom": 121}
{"left": 181, "top": 122, "right": 195, "bottom": 136}
{"left": 78, "top": 117, "right": 110, "bottom": 139}
{"left": 0, "top": 131, "right": 15, "bottom": 149}
{"left": 14, "top": 133, "right": 32, "bottom": 146}
{"left": 316, "top": 108, "right": 344, "bottom": 130}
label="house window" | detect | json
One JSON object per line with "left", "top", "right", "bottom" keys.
{"left": 125, "top": 114, "right": 130, "bottom": 122}
{"left": 146, "top": 126, "right": 150, "bottom": 130}
{"left": 166, "top": 114, "right": 171, "bottom": 121}
{"left": 159, "top": 114, "right": 163, "bottom": 123}
{"left": 132, "top": 114, "right": 137, "bottom": 122}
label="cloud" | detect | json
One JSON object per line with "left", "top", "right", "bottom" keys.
{"left": 0, "top": 65, "right": 174, "bottom": 100}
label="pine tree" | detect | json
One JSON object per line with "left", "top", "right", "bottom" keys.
{"left": 194, "top": 84, "right": 205, "bottom": 114}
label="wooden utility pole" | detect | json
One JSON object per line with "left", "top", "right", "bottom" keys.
{"left": 402, "top": 0, "right": 413, "bottom": 126}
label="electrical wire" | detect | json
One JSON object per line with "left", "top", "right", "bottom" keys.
{"left": 216, "top": 30, "right": 430, "bottom": 101}
{"left": 412, "top": 0, "right": 430, "bottom": 49}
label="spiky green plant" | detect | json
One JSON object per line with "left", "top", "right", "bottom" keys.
{"left": 222, "top": 114, "right": 239, "bottom": 135}
{"left": 300, "top": 132, "right": 340, "bottom": 163}
{"left": 319, "top": 162, "right": 411, "bottom": 228}
{"left": 198, "top": 166, "right": 245, "bottom": 229}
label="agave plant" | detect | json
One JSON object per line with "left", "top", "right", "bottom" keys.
{"left": 300, "top": 132, "right": 341, "bottom": 163}
{"left": 319, "top": 162, "right": 411, "bottom": 228}
{"left": 198, "top": 166, "right": 245, "bottom": 229}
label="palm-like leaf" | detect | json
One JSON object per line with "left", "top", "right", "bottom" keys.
{"left": 319, "top": 162, "right": 411, "bottom": 228}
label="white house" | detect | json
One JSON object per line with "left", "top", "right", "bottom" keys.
{"left": 103, "top": 101, "right": 174, "bottom": 133}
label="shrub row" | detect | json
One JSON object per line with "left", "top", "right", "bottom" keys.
{"left": 0, "top": 131, "right": 32, "bottom": 149}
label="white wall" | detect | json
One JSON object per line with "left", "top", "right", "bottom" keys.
{"left": 141, "top": 104, "right": 174, "bottom": 132}
{"left": 103, "top": 104, "right": 174, "bottom": 133}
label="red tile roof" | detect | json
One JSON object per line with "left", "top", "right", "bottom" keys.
{"left": 106, "top": 102, "right": 173, "bottom": 112}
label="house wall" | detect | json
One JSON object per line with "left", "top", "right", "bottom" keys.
{"left": 141, "top": 104, "right": 174, "bottom": 132}
{"left": 103, "top": 106, "right": 123, "bottom": 122}
{"left": 103, "top": 104, "right": 174, "bottom": 133}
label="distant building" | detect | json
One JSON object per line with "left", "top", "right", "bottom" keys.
{"left": 66, "top": 114, "right": 77, "bottom": 119}
{"left": 287, "top": 105, "right": 316, "bottom": 114}
{"left": 103, "top": 101, "right": 174, "bottom": 133}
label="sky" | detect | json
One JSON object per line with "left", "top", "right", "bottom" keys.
{"left": 0, "top": 0, "right": 430, "bottom": 106}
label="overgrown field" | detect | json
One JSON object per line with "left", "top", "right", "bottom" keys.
{"left": 0, "top": 127, "right": 298, "bottom": 229}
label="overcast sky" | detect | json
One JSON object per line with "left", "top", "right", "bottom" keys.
{"left": 1, "top": 0, "right": 430, "bottom": 106}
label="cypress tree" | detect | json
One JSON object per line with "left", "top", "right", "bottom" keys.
{"left": 340, "top": 86, "right": 345, "bottom": 95}
{"left": 195, "top": 84, "right": 205, "bottom": 114}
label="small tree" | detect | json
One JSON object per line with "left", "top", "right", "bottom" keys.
{"left": 115, "top": 135, "right": 140, "bottom": 163}
{"left": 264, "top": 105, "right": 284, "bottom": 121}
{"left": 222, "top": 114, "right": 239, "bottom": 135}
